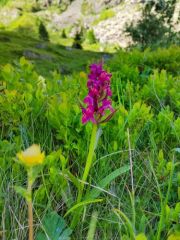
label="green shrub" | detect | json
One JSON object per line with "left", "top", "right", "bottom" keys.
{"left": 125, "top": 0, "right": 178, "bottom": 49}
{"left": 0, "top": 0, "right": 9, "bottom": 6}
{"left": 109, "top": 46, "right": 180, "bottom": 75}
{"left": 7, "top": 13, "right": 40, "bottom": 38}
{"left": 72, "top": 28, "right": 84, "bottom": 49}
{"left": 61, "top": 29, "right": 67, "bottom": 38}
{"left": 85, "top": 29, "right": 97, "bottom": 44}
{"left": 39, "top": 22, "right": 49, "bottom": 41}
{"left": 93, "top": 9, "right": 116, "bottom": 25}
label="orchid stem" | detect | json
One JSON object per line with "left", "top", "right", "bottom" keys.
{"left": 71, "top": 124, "right": 97, "bottom": 228}
{"left": 78, "top": 124, "right": 97, "bottom": 201}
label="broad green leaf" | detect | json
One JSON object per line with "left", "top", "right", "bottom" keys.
{"left": 60, "top": 153, "right": 67, "bottom": 170}
{"left": 14, "top": 186, "right": 30, "bottom": 202}
{"left": 20, "top": 56, "right": 32, "bottom": 67}
{"left": 36, "top": 211, "right": 72, "bottom": 240}
{"left": 139, "top": 215, "right": 147, "bottom": 233}
{"left": 31, "top": 165, "right": 43, "bottom": 184}
{"left": 166, "top": 204, "right": 171, "bottom": 223}
{"left": 167, "top": 233, "right": 180, "bottom": 240}
{"left": 135, "top": 233, "right": 147, "bottom": 240}
{"left": 64, "top": 199, "right": 103, "bottom": 217}
{"left": 175, "top": 202, "right": 180, "bottom": 213}
{"left": 173, "top": 202, "right": 180, "bottom": 221}
{"left": 1, "top": 63, "right": 20, "bottom": 85}
{"left": 85, "top": 165, "right": 130, "bottom": 200}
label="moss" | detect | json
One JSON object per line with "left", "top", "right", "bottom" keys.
{"left": 93, "top": 9, "right": 116, "bottom": 25}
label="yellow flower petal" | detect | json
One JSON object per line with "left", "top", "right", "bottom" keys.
{"left": 17, "top": 144, "right": 45, "bottom": 167}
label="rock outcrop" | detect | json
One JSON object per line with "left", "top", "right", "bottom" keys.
{"left": 93, "top": 2, "right": 143, "bottom": 47}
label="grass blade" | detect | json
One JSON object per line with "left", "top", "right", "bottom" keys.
{"left": 64, "top": 199, "right": 103, "bottom": 217}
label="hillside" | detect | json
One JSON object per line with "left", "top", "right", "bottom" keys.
{"left": 0, "top": 30, "right": 106, "bottom": 76}
{"left": 0, "top": 0, "right": 179, "bottom": 48}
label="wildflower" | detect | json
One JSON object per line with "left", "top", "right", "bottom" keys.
{"left": 81, "top": 63, "right": 115, "bottom": 124}
{"left": 17, "top": 144, "right": 45, "bottom": 167}
{"left": 80, "top": 71, "right": 86, "bottom": 78}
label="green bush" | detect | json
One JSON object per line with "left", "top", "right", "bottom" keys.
{"left": 39, "top": 22, "right": 49, "bottom": 41}
{"left": 0, "top": 0, "right": 9, "bottom": 6}
{"left": 125, "top": 0, "right": 178, "bottom": 49}
{"left": 7, "top": 13, "right": 40, "bottom": 38}
{"left": 61, "top": 29, "right": 67, "bottom": 38}
{"left": 72, "top": 28, "right": 84, "bottom": 49}
{"left": 85, "top": 29, "right": 97, "bottom": 44}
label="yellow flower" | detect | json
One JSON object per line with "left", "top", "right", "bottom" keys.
{"left": 17, "top": 144, "right": 45, "bottom": 167}
{"left": 79, "top": 71, "right": 86, "bottom": 78}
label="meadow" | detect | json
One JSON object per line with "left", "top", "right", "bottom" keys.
{"left": 0, "top": 37, "right": 179, "bottom": 239}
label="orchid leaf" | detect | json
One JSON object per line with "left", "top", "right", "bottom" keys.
{"left": 85, "top": 165, "right": 130, "bottom": 200}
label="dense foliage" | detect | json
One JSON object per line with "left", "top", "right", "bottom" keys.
{"left": 39, "top": 22, "right": 49, "bottom": 42}
{"left": 0, "top": 46, "right": 180, "bottom": 239}
{"left": 125, "top": 0, "right": 179, "bottom": 49}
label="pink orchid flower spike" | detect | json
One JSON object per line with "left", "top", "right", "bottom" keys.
{"left": 81, "top": 63, "right": 116, "bottom": 124}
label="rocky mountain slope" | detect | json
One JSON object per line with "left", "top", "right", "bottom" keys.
{"left": 0, "top": 0, "right": 179, "bottom": 48}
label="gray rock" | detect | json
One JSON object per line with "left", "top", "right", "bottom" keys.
{"left": 35, "top": 43, "right": 48, "bottom": 49}
{"left": 23, "top": 50, "right": 53, "bottom": 60}
{"left": 23, "top": 50, "right": 39, "bottom": 59}
{"left": 93, "top": 2, "right": 143, "bottom": 47}
{"left": 0, "top": 8, "right": 20, "bottom": 25}
{"left": 65, "top": 46, "right": 72, "bottom": 51}
{"left": 59, "top": 66, "right": 70, "bottom": 74}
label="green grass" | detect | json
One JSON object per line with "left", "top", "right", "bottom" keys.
{"left": 0, "top": 30, "right": 105, "bottom": 76}
{"left": 0, "top": 0, "right": 10, "bottom": 6}
{"left": 7, "top": 13, "right": 40, "bottom": 36}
